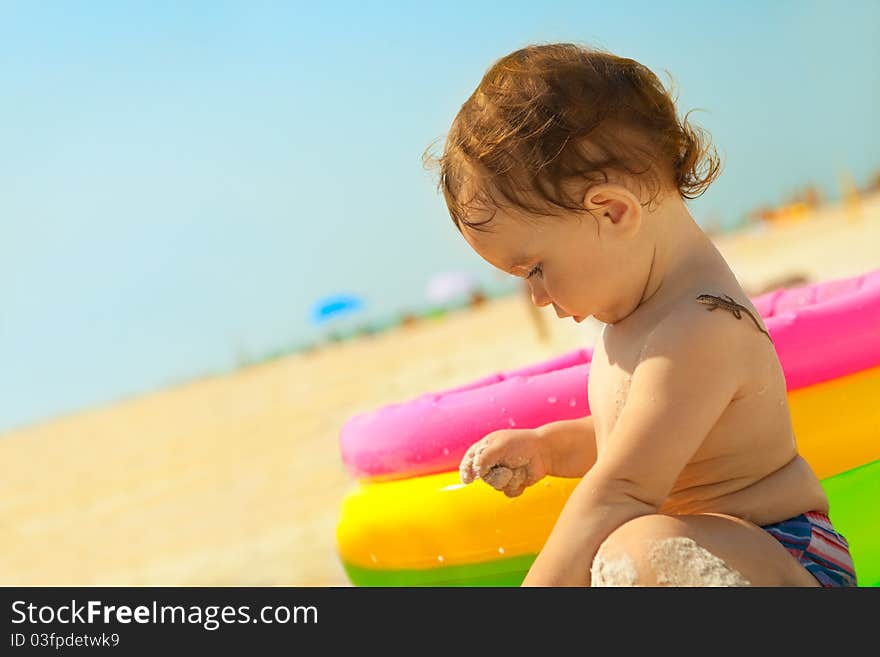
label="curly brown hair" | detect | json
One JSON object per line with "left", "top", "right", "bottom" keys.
{"left": 422, "top": 42, "right": 722, "bottom": 233}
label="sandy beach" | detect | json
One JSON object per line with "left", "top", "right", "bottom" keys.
{"left": 2, "top": 191, "right": 879, "bottom": 586}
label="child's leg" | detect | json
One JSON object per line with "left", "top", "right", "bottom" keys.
{"left": 591, "top": 513, "right": 821, "bottom": 587}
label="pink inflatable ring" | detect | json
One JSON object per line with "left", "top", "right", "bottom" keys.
{"left": 340, "top": 270, "right": 880, "bottom": 482}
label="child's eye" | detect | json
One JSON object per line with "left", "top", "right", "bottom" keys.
{"left": 527, "top": 264, "right": 542, "bottom": 279}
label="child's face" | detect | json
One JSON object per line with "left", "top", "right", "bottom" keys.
{"left": 459, "top": 184, "right": 652, "bottom": 324}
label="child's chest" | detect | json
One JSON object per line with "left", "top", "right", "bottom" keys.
{"left": 587, "top": 324, "right": 651, "bottom": 442}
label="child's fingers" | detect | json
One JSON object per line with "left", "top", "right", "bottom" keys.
{"left": 460, "top": 436, "right": 493, "bottom": 484}
{"left": 471, "top": 440, "right": 493, "bottom": 478}
{"left": 462, "top": 432, "right": 538, "bottom": 493}
{"left": 484, "top": 464, "right": 530, "bottom": 496}
{"left": 473, "top": 442, "right": 526, "bottom": 479}
{"left": 501, "top": 467, "right": 528, "bottom": 497}
{"left": 503, "top": 484, "right": 526, "bottom": 498}
{"left": 459, "top": 449, "right": 477, "bottom": 484}
{"left": 482, "top": 465, "right": 514, "bottom": 490}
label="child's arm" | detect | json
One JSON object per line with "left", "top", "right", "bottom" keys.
{"left": 522, "top": 311, "right": 744, "bottom": 586}
{"left": 535, "top": 415, "right": 598, "bottom": 478}
{"left": 459, "top": 416, "right": 596, "bottom": 497}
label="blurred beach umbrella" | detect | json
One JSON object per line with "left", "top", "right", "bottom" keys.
{"left": 425, "top": 270, "right": 480, "bottom": 305}
{"left": 310, "top": 293, "right": 365, "bottom": 325}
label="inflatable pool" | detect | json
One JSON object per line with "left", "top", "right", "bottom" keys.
{"left": 336, "top": 269, "right": 880, "bottom": 586}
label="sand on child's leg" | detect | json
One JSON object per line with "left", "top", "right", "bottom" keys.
{"left": 591, "top": 546, "right": 638, "bottom": 586}
{"left": 647, "top": 537, "right": 750, "bottom": 586}
{"left": 591, "top": 536, "right": 750, "bottom": 586}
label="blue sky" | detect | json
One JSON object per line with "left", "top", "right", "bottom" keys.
{"left": 2, "top": 1, "right": 878, "bottom": 433}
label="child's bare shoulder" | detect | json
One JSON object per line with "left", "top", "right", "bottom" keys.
{"left": 638, "top": 289, "right": 770, "bottom": 382}
{"left": 646, "top": 290, "right": 771, "bottom": 350}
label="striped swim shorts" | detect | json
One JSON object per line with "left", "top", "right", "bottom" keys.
{"left": 761, "top": 511, "right": 857, "bottom": 587}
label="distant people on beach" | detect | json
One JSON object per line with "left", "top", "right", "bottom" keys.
{"left": 468, "top": 289, "right": 487, "bottom": 308}
{"left": 399, "top": 312, "right": 420, "bottom": 328}
{"left": 745, "top": 272, "right": 812, "bottom": 297}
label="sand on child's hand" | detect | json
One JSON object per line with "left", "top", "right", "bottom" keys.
{"left": 482, "top": 464, "right": 528, "bottom": 494}
{"left": 482, "top": 465, "right": 514, "bottom": 488}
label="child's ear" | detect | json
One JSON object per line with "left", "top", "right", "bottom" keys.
{"left": 581, "top": 183, "right": 642, "bottom": 237}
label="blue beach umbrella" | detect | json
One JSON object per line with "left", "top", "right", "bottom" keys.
{"left": 311, "top": 293, "right": 365, "bottom": 325}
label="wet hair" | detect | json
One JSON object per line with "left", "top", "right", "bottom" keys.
{"left": 422, "top": 42, "right": 722, "bottom": 233}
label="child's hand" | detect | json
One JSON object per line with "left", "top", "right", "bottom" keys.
{"left": 458, "top": 429, "right": 550, "bottom": 497}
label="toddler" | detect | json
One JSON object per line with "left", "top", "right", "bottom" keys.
{"left": 422, "top": 43, "right": 856, "bottom": 586}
